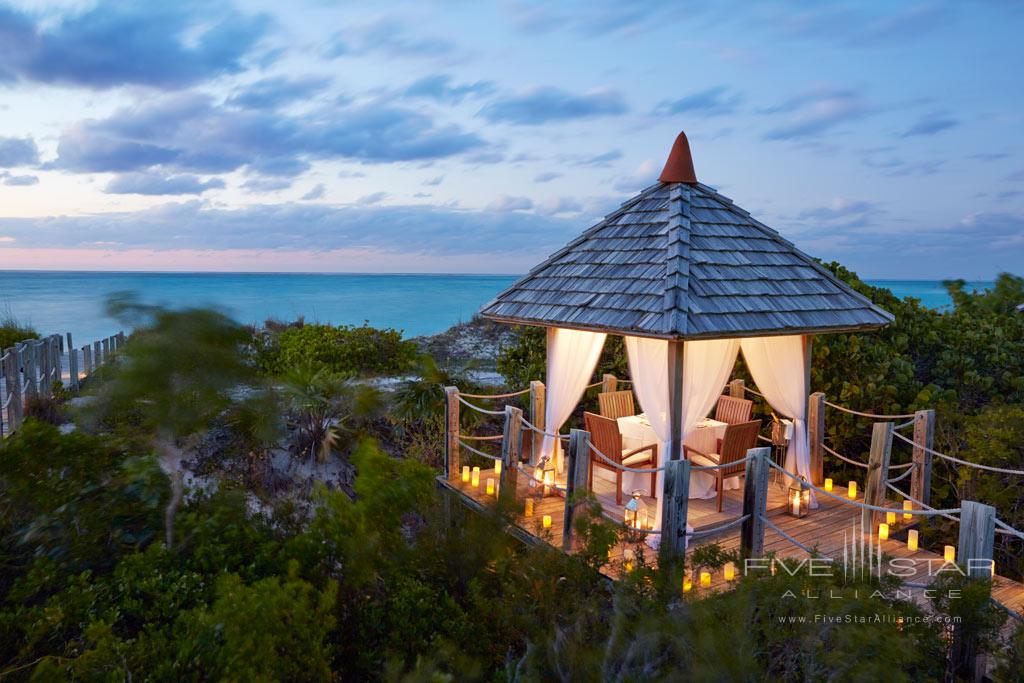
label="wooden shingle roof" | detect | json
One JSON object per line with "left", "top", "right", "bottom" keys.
{"left": 480, "top": 179, "right": 893, "bottom": 340}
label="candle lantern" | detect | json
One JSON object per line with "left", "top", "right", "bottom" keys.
{"left": 682, "top": 574, "right": 693, "bottom": 593}
{"left": 486, "top": 478, "right": 495, "bottom": 496}
{"left": 471, "top": 466, "right": 480, "bottom": 488}
{"left": 903, "top": 499, "right": 913, "bottom": 521}
{"left": 824, "top": 478, "right": 833, "bottom": 492}
{"left": 623, "top": 490, "right": 650, "bottom": 529}
{"left": 907, "top": 529, "right": 919, "bottom": 551}
{"left": 494, "top": 460, "right": 502, "bottom": 476}
{"left": 700, "top": 571, "right": 711, "bottom": 587}
{"left": 787, "top": 477, "right": 810, "bottom": 518}
{"left": 944, "top": 545, "right": 955, "bottom": 563}
{"left": 724, "top": 561, "right": 736, "bottom": 581}
{"left": 535, "top": 456, "right": 556, "bottom": 496}
{"left": 878, "top": 523, "right": 889, "bottom": 541}
{"left": 623, "top": 548, "right": 635, "bottom": 571}
{"left": 848, "top": 481, "right": 857, "bottom": 499}
{"left": 461, "top": 466, "right": 470, "bottom": 483}
{"left": 886, "top": 511, "right": 896, "bottom": 526}
{"left": 524, "top": 498, "right": 534, "bottom": 517}
{"left": 542, "top": 514, "right": 552, "bottom": 529}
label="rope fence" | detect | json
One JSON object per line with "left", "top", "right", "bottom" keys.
{"left": 823, "top": 443, "right": 868, "bottom": 469}
{"left": 884, "top": 483, "right": 960, "bottom": 523}
{"left": 588, "top": 439, "right": 666, "bottom": 474}
{"left": 456, "top": 395, "right": 506, "bottom": 416}
{"left": 823, "top": 400, "right": 915, "bottom": 420}
{"left": 892, "top": 430, "right": 1024, "bottom": 476}
{"left": 687, "top": 514, "right": 750, "bottom": 539}
{"left": 458, "top": 439, "right": 501, "bottom": 461}
{"left": 458, "top": 433, "right": 504, "bottom": 442}
{"left": 762, "top": 515, "right": 819, "bottom": 555}
{"left": 458, "top": 388, "right": 530, "bottom": 399}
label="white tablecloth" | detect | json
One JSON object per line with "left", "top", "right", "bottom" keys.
{"left": 616, "top": 414, "right": 738, "bottom": 500}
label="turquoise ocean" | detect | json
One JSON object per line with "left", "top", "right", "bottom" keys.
{"left": 0, "top": 271, "right": 994, "bottom": 347}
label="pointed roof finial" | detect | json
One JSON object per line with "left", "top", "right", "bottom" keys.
{"left": 658, "top": 131, "right": 697, "bottom": 184}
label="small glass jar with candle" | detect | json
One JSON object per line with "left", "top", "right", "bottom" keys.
{"left": 878, "top": 523, "right": 889, "bottom": 541}
{"left": 700, "top": 571, "right": 711, "bottom": 587}
{"left": 824, "top": 478, "right": 833, "bottom": 492}
{"left": 524, "top": 498, "right": 534, "bottom": 517}
{"left": 903, "top": 499, "right": 913, "bottom": 521}
{"left": 944, "top": 545, "right": 955, "bottom": 563}
{"left": 724, "top": 561, "right": 736, "bottom": 581}
{"left": 787, "top": 477, "right": 810, "bottom": 517}
{"left": 471, "top": 466, "right": 480, "bottom": 488}
{"left": 847, "top": 481, "right": 857, "bottom": 499}
{"left": 461, "top": 466, "right": 470, "bottom": 484}
{"left": 907, "top": 529, "right": 919, "bottom": 551}
{"left": 542, "top": 514, "right": 552, "bottom": 529}
{"left": 486, "top": 478, "right": 495, "bottom": 496}
{"left": 886, "top": 511, "right": 896, "bottom": 526}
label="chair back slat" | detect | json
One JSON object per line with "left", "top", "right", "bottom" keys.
{"left": 715, "top": 395, "right": 753, "bottom": 424}
{"left": 584, "top": 412, "right": 623, "bottom": 464}
{"left": 598, "top": 390, "right": 635, "bottom": 420}
{"left": 719, "top": 420, "right": 761, "bottom": 476}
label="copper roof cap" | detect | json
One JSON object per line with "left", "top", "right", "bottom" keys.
{"left": 658, "top": 131, "right": 697, "bottom": 184}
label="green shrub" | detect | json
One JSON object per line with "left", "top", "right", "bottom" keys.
{"left": 258, "top": 323, "right": 417, "bottom": 376}
{"left": 0, "top": 316, "right": 38, "bottom": 349}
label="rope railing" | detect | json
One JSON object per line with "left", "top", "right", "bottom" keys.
{"left": 687, "top": 514, "right": 749, "bottom": 539}
{"left": 762, "top": 515, "right": 819, "bottom": 555}
{"left": 458, "top": 433, "right": 504, "bottom": 441}
{"left": 456, "top": 395, "right": 506, "bottom": 416}
{"left": 458, "top": 439, "right": 501, "bottom": 461}
{"left": 458, "top": 387, "right": 530, "bottom": 399}
{"left": 589, "top": 439, "right": 667, "bottom": 474}
{"left": 995, "top": 518, "right": 1024, "bottom": 539}
{"left": 766, "top": 459, "right": 961, "bottom": 517}
{"left": 887, "top": 465, "right": 916, "bottom": 483}
{"left": 823, "top": 401, "right": 915, "bottom": 420}
{"left": 892, "top": 430, "right": 1024, "bottom": 476}
{"left": 519, "top": 416, "right": 570, "bottom": 441}
{"left": 823, "top": 443, "right": 868, "bottom": 469}
{"left": 883, "top": 482, "right": 960, "bottom": 522}
{"left": 895, "top": 418, "right": 916, "bottom": 430}
{"left": 691, "top": 452, "right": 756, "bottom": 472}
{"left": 742, "top": 385, "right": 765, "bottom": 398}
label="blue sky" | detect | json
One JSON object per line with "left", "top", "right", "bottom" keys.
{"left": 0, "top": 0, "right": 1020, "bottom": 278}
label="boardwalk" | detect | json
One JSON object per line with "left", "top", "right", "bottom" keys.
{"left": 439, "top": 474, "right": 1024, "bottom": 618}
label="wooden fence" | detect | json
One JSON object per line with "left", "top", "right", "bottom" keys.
{"left": 1, "top": 330, "right": 125, "bottom": 438}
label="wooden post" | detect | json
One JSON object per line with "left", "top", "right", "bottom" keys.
{"left": 444, "top": 386, "right": 460, "bottom": 481}
{"left": 741, "top": 447, "right": 771, "bottom": 558}
{"left": 661, "top": 458, "right": 691, "bottom": 557}
{"left": 117, "top": 331, "right": 126, "bottom": 347}
{"left": 910, "top": 409, "right": 935, "bottom": 507}
{"left": 957, "top": 500, "right": 996, "bottom": 579}
{"left": 7, "top": 346, "right": 22, "bottom": 430}
{"left": 500, "top": 405, "right": 522, "bottom": 499}
{"left": 563, "top": 428, "right": 591, "bottom": 550}
{"left": 728, "top": 378, "right": 745, "bottom": 398}
{"left": 667, "top": 340, "right": 685, "bottom": 463}
{"left": 82, "top": 345, "right": 92, "bottom": 376}
{"left": 51, "top": 336, "right": 62, "bottom": 386}
{"left": 601, "top": 373, "right": 617, "bottom": 394}
{"left": 102, "top": 337, "right": 111, "bottom": 360}
{"left": 807, "top": 391, "right": 825, "bottom": 486}
{"left": 66, "top": 333, "right": 78, "bottom": 390}
{"left": 529, "top": 380, "right": 545, "bottom": 464}
{"left": 23, "top": 343, "right": 37, "bottom": 396}
{"left": 93, "top": 340, "right": 102, "bottom": 368}
{"left": 862, "top": 422, "right": 894, "bottom": 530}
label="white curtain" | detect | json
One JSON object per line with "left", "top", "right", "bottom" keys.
{"left": 740, "top": 335, "right": 817, "bottom": 507}
{"left": 542, "top": 327, "right": 607, "bottom": 472}
{"left": 624, "top": 335, "right": 740, "bottom": 544}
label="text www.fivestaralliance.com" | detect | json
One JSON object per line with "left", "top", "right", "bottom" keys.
{"left": 778, "top": 615, "right": 962, "bottom": 624}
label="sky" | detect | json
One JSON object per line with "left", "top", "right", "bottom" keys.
{"left": 0, "top": 0, "right": 1021, "bottom": 278}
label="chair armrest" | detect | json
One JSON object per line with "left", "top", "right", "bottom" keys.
{"left": 623, "top": 443, "right": 657, "bottom": 460}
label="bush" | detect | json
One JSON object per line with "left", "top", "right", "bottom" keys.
{"left": 0, "top": 315, "right": 38, "bottom": 349}
{"left": 257, "top": 323, "right": 417, "bottom": 377}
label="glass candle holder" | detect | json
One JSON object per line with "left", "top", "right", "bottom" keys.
{"left": 542, "top": 515, "right": 552, "bottom": 529}
{"left": 486, "top": 478, "right": 495, "bottom": 496}
{"left": 907, "top": 529, "right": 919, "bottom": 551}
{"left": 903, "top": 499, "right": 913, "bottom": 521}
{"left": 700, "top": 571, "right": 711, "bottom": 587}
{"left": 724, "top": 562, "right": 736, "bottom": 581}
{"left": 824, "top": 478, "right": 833, "bottom": 492}
{"left": 886, "top": 511, "right": 896, "bottom": 526}
{"left": 461, "top": 466, "right": 470, "bottom": 483}
{"left": 878, "top": 523, "right": 889, "bottom": 541}
{"left": 471, "top": 466, "right": 480, "bottom": 488}
{"left": 848, "top": 481, "right": 857, "bottom": 499}
{"left": 944, "top": 545, "right": 955, "bottom": 563}
{"left": 524, "top": 498, "right": 534, "bottom": 517}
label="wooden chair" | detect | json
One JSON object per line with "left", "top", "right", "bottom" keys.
{"left": 685, "top": 419, "right": 761, "bottom": 512}
{"left": 714, "top": 395, "right": 753, "bottom": 425}
{"left": 584, "top": 412, "right": 657, "bottom": 505}
{"left": 598, "top": 390, "right": 636, "bottom": 419}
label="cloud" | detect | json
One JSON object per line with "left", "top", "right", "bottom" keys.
{"left": 534, "top": 172, "right": 562, "bottom": 183}
{"left": 762, "top": 87, "right": 868, "bottom": 140}
{"left": 969, "top": 152, "right": 1009, "bottom": 162}
{"left": 0, "top": 136, "right": 40, "bottom": 167}
{"left": 0, "top": 3, "right": 269, "bottom": 89}
{"left": 900, "top": 111, "right": 959, "bottom": 138}
{"left": 505, "top": 0, "right": 692, "bottom": 38}
{"left": 0, "top": 171, "right": 39, "bottom": 186}
{"left": 653, "top": 86, "right": 742, "bottom": 117}
{"left": 422, "top": 175, "right": 444, "bottom": 186}
{"left": 227, "top": 76, "right": 330, "bottom": 110}
{"left": 329, "top": 19, "right": 456, "bottom": 60}
{"left": 487, "top": 195, "right": 534, "bottom": 212}
{"left": 535, "top": 196, "right": 582, "bottom": 216}
{"left": 52, "top": 92, "right": 486, "bottom": 176}
{"left": 403, "top": 74, "right": 495, "bottom": 104}
{"left": 0, "top": 201, "right": 576, "bottom": 256}
{"left": 302, "top": 184, "right": 326, "bottom": 200}
{"left": 764, "top": 4, "right": 950, "bottom": 47}
{"left": 793, "top": 198, "right": 882, "bottom": 229}
{"left": 479, "top": 86, "right": 627, "bottom": 125}
{"left": 104, "top": 172, "right": 225, "bottom": 195}
{"left": 612, "top": 159, "right": 658, "bottom": 192}
{"left": 241, "top": 177, "right": 292, "bottom": 193}
{"left": 863, "top": 156, "right": 944, "bottom": 177}
{"left": 1004, "top": 169, "right": 1024, "bottom": 182}
{"left": 356, "top": 191, "right": 388, "bottom": 206}
{"left": 572, "top": 149, "right": 623, "bottom": 167}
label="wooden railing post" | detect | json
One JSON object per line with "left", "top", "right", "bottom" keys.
{"left": 958, "top": 500, "right": 996, "bottom": 579}
{"left": 444, "top": 386, "right": 460, "bottom": 481}
{"left": 66, "top": 333, "right": 78, "bottom": 390}
{"left": 528, "top": 380, "right": 545, "bottom": 464}
{"left": 102, "top": 337, "right": 111, "bottom": 361}
{"left": 562, "top": 428, "right": 591, "bottom": 551}
{"left": 807, "top": 391, "right": 825, "bottom": 485}
{"left": 741, "top": 447, "right": 771, "bottom": 558}
{"left": 661, "top": 458, "right": 691, "bottom": 558}
{"left": 51, "top": 335, "right": 62, "bottom": 386}
{"left": 910, "top": 409, "right": 935, "bottom": 507}
{"left": 117, "top": 331, "right": 126, "bottom": 347}
{"left": 93, "top": 340, "right": 102, "bottom": 368}
{"left": 500, "top": 405, "right": 522, "bottom": 500}
{"left": 601, "top": 373, "right": 617, "bottom": 394}
{"left": 23, "top": 343, "right": 37, "bottom": 397}
{"left": 82, "top": 345, "right": 92, "bottom": 377}
{"left": 728, "top": 378, "right": 745, "bottom": 398}
{"left": 862, "top": 422, "right": 894, "bottom": 530}
{"left": 8, "top": 346, "right": 22, "bottom": 430}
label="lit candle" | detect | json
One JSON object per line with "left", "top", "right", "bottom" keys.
{"left": 886, "top": 511, "right": 896, "bottom": 526}
{"left": 683, "top": 575, "right": 693, "bottom": 593}
{"left": 700, "top": 571, "right": 711, "bottom": 587}
{"left": 486, "top": 478, "right": 495, "bottom": 496}
{"left": 848, "top": 481, "right": 857, "bottom": 499}
{"left": 944, "top": 545, "right": 955, "bottom": 563}
{"left": 824, "top": 478, "right": 833, "bottom": 492}
{"left": 534, "top": 466, "right": 543, "bottom": 482}
{"left": 623, "top": 548, "right": 635, "bottom": 571}
{"left": 524, "top": 498, "right": 534, "bottom": 517}
{"left": 494, "top": 460, "right": 502, "bottom": 476}
{"left": 542, "top": 514, "right": 552, "bottom": 529}
{"left": 907, "top": 529, "right": 918, "bottom": 551}
{"left": 789, "top": 489, "right": 801, "bottom": 516}
{"left": 903, "top": 499, "right": 913, "bottom": 521}
{"left": 724, "top": 562, "right": 735, "bottom": 581}
{"left": 461, "top": 466, "right": 470, "bottom": 483}
{"left": 471, "top": 466, "right": 480, "bottom": 488}
{"left": 543, "top": 470, "right": 554, "bottom": 496}
{"left": 878, "top": 523, "right": 889, "bottom": 541}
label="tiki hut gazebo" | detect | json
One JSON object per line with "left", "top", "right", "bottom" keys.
{"left": 480, "top": 131, "right": 893, "bottom": 528}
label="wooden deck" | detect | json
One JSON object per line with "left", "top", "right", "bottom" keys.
{"left": 439, "top": 473, "right": 1024, "bottom": 618}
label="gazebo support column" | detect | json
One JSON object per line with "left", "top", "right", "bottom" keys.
{"left": 660, "top": 340, "right": 687, "bottom": 540}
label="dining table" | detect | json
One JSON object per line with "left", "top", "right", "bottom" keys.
{"left": 616, "top": 413, "right": 738, "bottom": 500}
